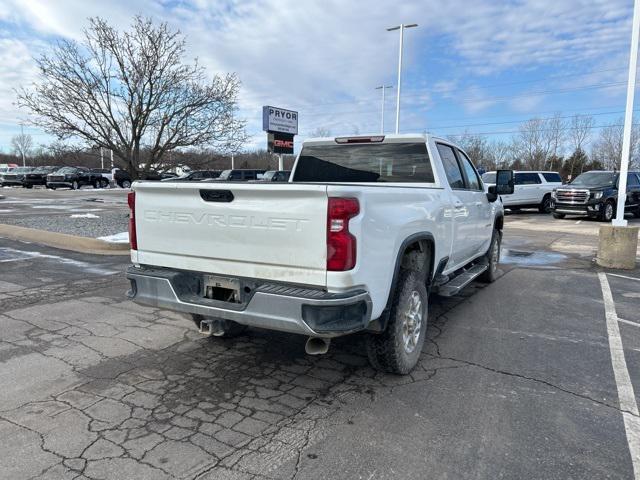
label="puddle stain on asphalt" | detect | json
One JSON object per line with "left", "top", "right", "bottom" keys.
{"left": 500, "top": 249, "right": 567, "bottom": 267}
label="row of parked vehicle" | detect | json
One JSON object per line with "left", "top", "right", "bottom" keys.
{"left": 0, "top": 166, "right": 292, "bottom": 190}
{"left": 481, "top": 169, "right": 640, "bottom": 221}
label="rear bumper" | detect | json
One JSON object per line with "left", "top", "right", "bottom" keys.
{"left": 126, "top": 266, "right": 372, "bottom": 338}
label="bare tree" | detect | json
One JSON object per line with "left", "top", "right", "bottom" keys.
{"left": 309, "top": 127, "right": 332, "bottom": 138}
{"left": 591, "top": 118, "right": 640, "bottom": 170}
{"left": 11, "top": 131, "right": 33, "bottom": 166}
{"left": 487, "top": 140, "right": 511, "bottom": 169}
{"left": 17, "top": 16, "right": 246, "bottom": 178}
{"left": 569, "top": 114, "right": 595, "bottom": 152}
{"left": 513, "top": 117, "right": 565, "bottom": 170}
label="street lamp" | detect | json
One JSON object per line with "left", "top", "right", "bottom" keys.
{"left": 375, "top": 85, "right": 393, "bottom": 134}
{"left": 387, "top": 23, "right": 418, "bottom": 134}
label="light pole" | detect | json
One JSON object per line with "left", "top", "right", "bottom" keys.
{"left": 613, "top": 0, "right": 640, "bottom": 227}
{"left": 375, "top": 85, "right": 393, "bottom": 134}
{"left": 387, "top": 23, "right": 417, "bottom": 134}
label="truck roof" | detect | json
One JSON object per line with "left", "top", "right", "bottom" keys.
{"left": 302, "top": 133, "right": 438, "bottom": 147}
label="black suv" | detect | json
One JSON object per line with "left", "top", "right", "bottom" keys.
{"left": 46, "top": 166, "right": 102, "bottom": 190}
{"left": 550, "top": 170, "right": 640, "bottom": 221}
{"left": 23, "top": 166, "right": 60, "bottom": 188}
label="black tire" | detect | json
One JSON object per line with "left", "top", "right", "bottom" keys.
{"left": 121, "top": 180, "right": 131, "bottom": 189}
{"left": 600, "top": 201, "right": 615, "bottom": 222}
{"left": 634, "top": 206, "right": 640, "bottom": 219}
{"left": 479, "top": 229, "right": 502, "bottom": 283}
{"left": 366, "top": 269, "right": 427, "bottom": 375}
{"left": 553, "top": 213, "right": 565, "bottom": 219}
{"left": 24, "top": 184, "right": 33, "bottom": 189}
{"left": 191, "top": 314, "right": 247, "bottom": 338}
{"left": 71, "top": 180, "right": 79, "bottom": 190}
{"left": 50, "top": 186, "right": 56, "bottom": 190}
{"left": 539, "top": 194, "right": 552, "bottom": 214}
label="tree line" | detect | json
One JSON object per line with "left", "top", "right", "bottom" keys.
{"left": 450, "top": 114, "right": 640, "bottom": 179}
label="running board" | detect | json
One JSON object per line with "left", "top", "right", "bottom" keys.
{"left": 436, "top": 264, "right": 487, "bottom": 297}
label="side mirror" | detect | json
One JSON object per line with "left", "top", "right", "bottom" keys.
{"left": 487, "top": 169, "right": 514, "bottom": 202}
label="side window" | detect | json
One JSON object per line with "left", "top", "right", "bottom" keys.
{"left": 542, "top": 172, "right": 562, "bottom": 183}
{"left": 515, "top": 172, "right": 541, "bottom": 185}
{"left": 627, "top": 173, "right": 640, "bottom": 187}
{"left": 456, "top": 149, "right": 481, "bottom": 190}
{"left": 436, "top": 144, "right": 465, "bottom": 189}
{"left": 230, "top": 172, "right": 241, "bottom": 180}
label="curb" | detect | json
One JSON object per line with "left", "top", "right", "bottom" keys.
{"left": 0, "top": 223, "right": 130, "bottom": 256}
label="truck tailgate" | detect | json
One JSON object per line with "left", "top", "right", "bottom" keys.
{"left": 133, "top": 182, "right": 329, "bottom": 286}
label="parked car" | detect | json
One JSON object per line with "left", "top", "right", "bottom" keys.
{"left": 113, "top": 169, "right": 132, "bottom": 188}
{"left": 22, "top": 166, "right": 61, "bottom": 188}
{"left": 260, "top": 170, "right": 291, "bottom": 182}
{"left": 1, "top": 166, "right": 33, "bottom": 187}
{"left": 0, "top": 166, "right": 15, "bottom": 186}
{"left": 46, "top": 166, "right": 104, "bottom": 190}
{"left": 126, "top": 134, "right": 514, "bottom": 374}
{"left": 91, "top": 168, "right": 113, "bottom": 188}
{"left": 213, "top": 169, "right": 266, "bottom": 181}
{"left": 550, "top": 170, "right": 640, "bottom": 221}
{"left": 482, "top": 170, "right": 562, "bottom": 213}
{"left": 161, "top": 170, "right": 222, "bottom": 182}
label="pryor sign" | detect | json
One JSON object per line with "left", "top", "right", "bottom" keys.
{"left": 262, "top": 106, "right": 298, "bottom": 135}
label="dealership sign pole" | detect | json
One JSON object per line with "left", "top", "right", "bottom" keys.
{"left": 614, "top": 0, "right": 640, "bottom": 227}
{"left": 263, "top": 106, "right": 298, "bottom": 170}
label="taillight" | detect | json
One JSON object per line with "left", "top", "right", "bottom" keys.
{"left": 127, "top": 191, "right": 137, "bottom": 250}
{"left": 327, "top": 197, "right": 359, "bottom": 271}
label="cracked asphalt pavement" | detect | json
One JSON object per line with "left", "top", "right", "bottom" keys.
{"left": 0, "top": 212, "right": 639, "bottom": 479}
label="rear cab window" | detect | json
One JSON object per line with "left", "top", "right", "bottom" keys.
{"left": 292, "top": 142, "right": 435, "bottom": 183}
{"left": 436, "top": 144, "right": 465, "bottom": 189}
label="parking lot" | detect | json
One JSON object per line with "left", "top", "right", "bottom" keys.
{"left": 1, "top": 193, "right": 639, "bottom": 479}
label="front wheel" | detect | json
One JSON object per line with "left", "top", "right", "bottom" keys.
{"left": 366, "top": 269, "right": 427, "bottom": 375}
{"left": 600, "top": 201, "right": 614, "bottom": 222}
{"left": 120, "top": 180, "right": 131, "bottom": 189}
{"left": 539, "top": 195, "right": 552, "bottom": 214}
{"left": 553, "top": 212, "right": 565, "bottom": 219}
{"left": 479, "top": 229, "right": 501, "bottom": 283}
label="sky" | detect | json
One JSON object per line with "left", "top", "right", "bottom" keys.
{"left": 0, "top": 0, "right": 637, "bottom": 155}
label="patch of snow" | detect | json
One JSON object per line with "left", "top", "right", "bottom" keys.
{"left": 97, "top": 232, "right": 129, "bottom": 244}
{"left": 70, "top": 213, "right": 100, "bottom": 219}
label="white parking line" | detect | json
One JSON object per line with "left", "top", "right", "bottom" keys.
{"left": 609, "top": 273, "right": 640, "bottom": 283}
{"left": 599, "top": 272, "right": 640, "bottom": 479}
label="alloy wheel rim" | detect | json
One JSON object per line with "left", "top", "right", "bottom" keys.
{"left": 606, "top": 204, "right": 613, "bottom": 220}
{"left": 402, "top": 291, "right": 423, "bottom": 354}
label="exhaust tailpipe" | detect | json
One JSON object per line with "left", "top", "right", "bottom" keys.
{"left": 305, "top": 337, "right": 331, "bottom": 355}
{"left": 199, "top": 319, "right": 226, "bottom": 337}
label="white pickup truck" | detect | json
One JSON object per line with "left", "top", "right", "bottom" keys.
{"left": 126, "top": 134, "right": 514, "bottom": 374}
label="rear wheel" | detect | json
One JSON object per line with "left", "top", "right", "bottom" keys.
{"left": 479, "top": 229, "right": 501, "bottom": 283}
{"left": 366, "top": 269, "right": 427, "bottom": 375}
{"left": 121, "top": 180, "right": 131, "bottom": 189}
{"left": 552, "top": 212, "right": 565, "bottom": 219}
{"left": 191, "top": 315, "right": 247, "bottom": 338}
{"left": 24, "top": 184, "right": 33, "bottom": 189}
{"left": 634, "top": 206, "right": 640, "bottom": 218}
{"left": 539, "top": 194, "right": 552, "bottom": 214}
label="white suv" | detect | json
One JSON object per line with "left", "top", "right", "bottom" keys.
{"left": 482, "top": 170, "right": 562, "bottom": 213}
